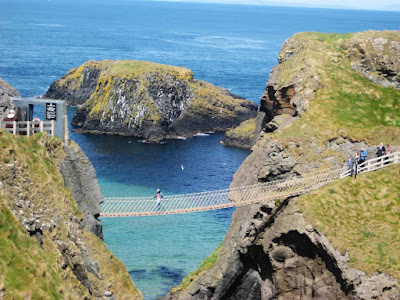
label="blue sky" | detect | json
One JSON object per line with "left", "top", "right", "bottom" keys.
{"left": 153, "top": 0, "right": 400, "bottom": 11}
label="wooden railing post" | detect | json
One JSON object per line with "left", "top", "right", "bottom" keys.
{"left": 51, "top": 121, "right": 54, "bottom": 137}
{"left": 40, "top": 121, "right": 43, "bottom": 133}
{"left": 27, "top": 121, "right": 30, "bottom": 137}
{"left": 13, "top": 121, "right": 17, "bottom": 135}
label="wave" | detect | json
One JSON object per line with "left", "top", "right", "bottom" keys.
{"left": 137, "top": 139, "right": 150, "bottom": 144}
{"left": 195, "top": 133, "right": 210, "bottom": 137}
{"left": 28, "top": 23, "right": 65, "bottom": 28}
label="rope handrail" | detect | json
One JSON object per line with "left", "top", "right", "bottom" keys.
{"left": 100, "top": 151, "right": 400, "bottom": 218}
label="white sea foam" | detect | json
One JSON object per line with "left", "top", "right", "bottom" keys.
{"left": 29, "top": 23, "right": 64, "bottom": 27}
{"left": 195, "top": 133, "right": 210, "bottom": 137}
{"left": 192, "top": 35, "right": 266, "bottom": 50}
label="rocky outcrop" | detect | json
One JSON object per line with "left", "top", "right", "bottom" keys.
{"left": 163, "top": 198, "right": 400, "bottom": 300}
{"left": 255, "top": 39, "right": 321, "bottom": 137}
{"left": 342, "top": 30, "right": 400, "bottom": 90}
{"left": 0, "top": 77, "right": 19, "bottom": 120}
{"left": 221, "top": 119, "right": 256, "bottom": 149}
{"left": 163, "top": 31, "right": 400, "bottom": 300}
{"left": 60, "top": 141, "right": 104, "bottom": 240}
{"left": 45, "top": 62, "right": 104, "bottom": 106}
{"left": 0, "top": 132, "right": 141, "bottom": 299}
{"left": 45, "top": 60, "right": 257, "bottom": 142}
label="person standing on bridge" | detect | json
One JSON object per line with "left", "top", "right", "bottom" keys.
{"left": 154, "top": 189, "right": 164, "bottom": 211}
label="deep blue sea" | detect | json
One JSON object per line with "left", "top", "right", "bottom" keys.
{"left": 1, "top": 0, "right": 399, "bottom": 298}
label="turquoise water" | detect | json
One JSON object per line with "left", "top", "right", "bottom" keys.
{"left": 1, "top": 1, "right": 400, "bottom": 298}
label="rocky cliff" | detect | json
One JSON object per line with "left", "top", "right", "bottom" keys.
{"left": 0, "top": 77, "right": 19, "bottom": 120}
{"left": 0, "top": 132, "right": 141, "bottom": 299}
{"left": 60, "top": 142, "right": 104, "bottom": 240}
{"left": 45, "top": 60, "right": 257, "bottom": 142}
{"left": 163, "top": 30, "right": 400, "bottom": 300}
{"left": 342, "top": 30, "right": 400, "bottom": 90}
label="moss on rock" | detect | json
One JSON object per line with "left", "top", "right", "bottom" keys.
{"left": 222, "top": 118, "right": 255, "bottom": 149}
{"left": 45, "top": 60, "right": 257, "bottom": 142}
{"left": 0, "top": 131, "right": 141, "bottom": 299}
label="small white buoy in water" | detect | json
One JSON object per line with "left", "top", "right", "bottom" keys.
{"left": 181, "top": 165, "right": 184, "bottom": 171}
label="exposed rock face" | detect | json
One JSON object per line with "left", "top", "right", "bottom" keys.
{"left": 342, "top": 31, "right": 400, "bottom": 90}
{"left": 60, "top": 142, "right": 104, "bottom": 240}
{"left": 45, "top": 60, "right": 257, "bottom": 142}
{"left": 45, "top": 63, "right": 103, "bottom": 106}
{"left": 255, "top": 39, "right": 321, "bottom": 137}
{"left": 163, "top": 199, "right": 400, "bottom": 300}
{"left": 0, "top": 133, "right": 141, "bottom": 299}
{"left": 0, "top": 77, "right": 19, "bottom": 120}
{"left": 163, "top": 31, "right": 400, "bottom": 300}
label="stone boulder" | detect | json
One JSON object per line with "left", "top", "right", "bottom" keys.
{"left": 0, "top": 77, "right": 19, "bottom": 120}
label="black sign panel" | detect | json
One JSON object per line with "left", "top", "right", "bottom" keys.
{"left": 46, "top": 103, "right": 57, "bottom": 120}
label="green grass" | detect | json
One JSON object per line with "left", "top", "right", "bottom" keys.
{"left": 0, "top": 194, "right": 66, "bottom": 300}
{"left": 298, "top": 164, "right": 400, "bottom": 280}
{"left": 267, "top": 30, "right": 400, "bottom": 169}
{"left": 106, "top": 60, "right": 193, "bottom": 79}
{"left": 0, "top": 131, "right": 141, "bottom": 299}
{"left": 225, "top": 118, "right": 255, "bottom": 140}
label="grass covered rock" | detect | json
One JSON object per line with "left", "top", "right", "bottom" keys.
{"left": 45, "top": 60, "right": 257, "bottom": 142}
{"left": 163, "top": 30, "right": 400, "bottom": 300}
{"left": 0, "top": 131, "right": 141, "bottom": 299}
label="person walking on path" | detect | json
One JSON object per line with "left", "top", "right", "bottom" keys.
{"left": 377, "top": 143, "right": 386, "bottom": 157}
{"left": 154, "top": 189, "right": 164, "bottom": 211}
{"left": 359, "top": 148, "right": 368, "bottom": 165}
{"left": 352, "top": 152, "right": 359, "bottom": 178}
{"left": 384, "top": 144, "right": 392, "bottom": 165}
{"left": 385, "top": 144, "right": 392, "bottom": 156}
{"left": 347, "top": 158, "right": 353, "bottom": 171}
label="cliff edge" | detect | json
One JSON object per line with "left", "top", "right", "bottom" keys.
{"left": 0, "top": 131, "right": 141, "bottom": 299}
{"left": 45, "top": 60, "right": 257, "bottom": 142}
{"left": 162, "top": 30, "right": 400, "bottom": 300}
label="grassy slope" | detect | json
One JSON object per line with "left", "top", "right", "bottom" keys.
{"left": 0, "top": 131, "right": 141, "bottom": 299}
{"left": 172, "top": 30, "right": 400, "bottom": 291}
{"left": 274, "top": 31, "right": 400, "bottom": 281}
{"left": 171, "top": 243, "right": 222, "bottom": 293}
{"left": 275, "top": 31, "right": 400, "bottom": 147}
{"left": 298, "top": 164, "right": 400, "bottom": 281}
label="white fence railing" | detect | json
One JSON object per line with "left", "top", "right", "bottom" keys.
{"left": 341, "top": 151, "right": 400, "bottom": 178}
{"left": 0, "top": 121, "right": 54, "bottom": 137}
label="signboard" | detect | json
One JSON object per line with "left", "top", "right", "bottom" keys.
{"left": 46, "top": 103, "right": 57, "bottom": 120}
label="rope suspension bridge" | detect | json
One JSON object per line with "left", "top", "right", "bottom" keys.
{"left": 100, "top": 152, "right": 400, "bottom": 218}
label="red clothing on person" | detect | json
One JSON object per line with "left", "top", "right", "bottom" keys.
{"left": 3, "top": 115, "right": 18, "bottom": 128}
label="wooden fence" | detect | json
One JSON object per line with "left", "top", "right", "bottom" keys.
{"left": 0, "top": 120, "right": 54, "bottom": 137}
